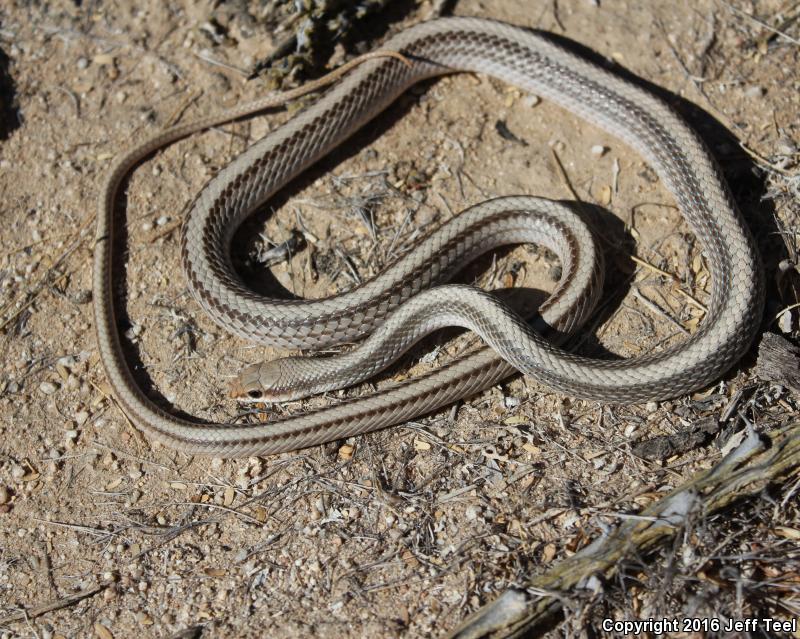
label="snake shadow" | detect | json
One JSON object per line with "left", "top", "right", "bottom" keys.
{"left": 0, "top": 45, "right": 21, "bottom": 140}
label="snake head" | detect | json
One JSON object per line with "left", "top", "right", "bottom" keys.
{"left": 229, "top": 358, "right": 308, "bottom": 403}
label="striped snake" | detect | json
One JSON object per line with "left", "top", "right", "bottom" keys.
{"left": 94, "top": 17, "right": 764, "bottom": 457}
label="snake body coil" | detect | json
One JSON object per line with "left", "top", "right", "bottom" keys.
{"left": 94, "top": 18, "right": 764, "bottom": 457}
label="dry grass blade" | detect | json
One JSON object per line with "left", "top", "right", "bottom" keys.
{"left": 447, "top": 422, "right": 800, "bottom": 639}
{"left": 0, "top": 581, "right": 112, "bottom": 625}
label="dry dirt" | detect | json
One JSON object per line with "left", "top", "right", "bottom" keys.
{"left": 0, "top": 0, "right": 798, "bottom": 637}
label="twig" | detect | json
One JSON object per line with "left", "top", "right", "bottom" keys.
{"left": 630, "top": 255, "right": 676, "bottom": 280}
{"left": 447, "top": 422, "right": 800, "bottom": 638}
{"left": 739, "top": 140, "right": 800, "bottom": 177}
{"left": 0, "top": 581, "right": 112, "bottom": 625}
{"left": 632, "top": 287, "right": 690, "bottom": 335}
{"left": 717, "top": 0, "right": 800, "bottom": 46}
{"left": 549, "top": 148, "right": 583, "bottom": 207}
{"left": 192, "top": 51, "right": 249, "bottom": 77}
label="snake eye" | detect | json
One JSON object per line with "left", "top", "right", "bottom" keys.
{"left": 247, "top": 390, "right": 263, "bottom": 400}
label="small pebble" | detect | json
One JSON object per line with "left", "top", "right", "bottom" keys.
{"left": 744, "top": 85, "right": 764, "bottom": 98}
{"left": 141, "top": 221, "right": 153, "bottom": 232}
{"left": 523, "top": 94, "right": 541, "bottom": 107}
{"left": 75, "top": 410, "right": 89, "bottom": 426}
{"left": 591, "top": 144, "right": 608, "bottom": 157}
{"left": 413, "top": 439, "right": 431, "bottom": 451}
{"left": 76, "top": 57, "right": 89, "bottom": 69}
{"left": 338, "top": 444, "right": 354, "bottom": 460}
{"left": 465, "top": 504, "right": 482, "bottom": 521}
{"left": 0, "top": 486, "right": 9, "bottom": 505}
{"left": 778, "top": 308, "right": 794, "bottom": 334}
{"left": 156, "top": 215, "right": 169, "bottom": 226}
{"left": 777, "top": 137, "right": 797, "bottom": 155}
{"left": 39, "top": 381, "right": 59, "bottom": 395}
{"left": 11, "top": 465, "right": 25, "bottom": 480}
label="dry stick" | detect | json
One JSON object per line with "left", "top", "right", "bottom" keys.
{"left": 446, "top": 421, "right": 800, "bottom": 639}
{"left": 717, "top": 0, "right": 800, "bottom": 46}
{"left": 0, "top": 581, "right": 113, "bottom": 625}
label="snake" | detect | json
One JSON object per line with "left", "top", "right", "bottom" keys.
{"left": 94, "top": 17, "right": 764, "bottom": 457}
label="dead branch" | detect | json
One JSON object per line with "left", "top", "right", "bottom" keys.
{"left": 446, "top": 421, "right": 800, "bottom": 638}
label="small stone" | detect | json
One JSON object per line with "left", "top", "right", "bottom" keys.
{"left": 465, "top": 504, "right": 482, "bottom": 521}
{"left": 338, "top": 444, "right": 354, "bottom": 460}
{"left": 523, "top": 94, "right": 541, "bottom": 107}
{"left": 76, "top": 57, "right": 89, "bottom": 69}
{"left": 591, "top": 144, "right": 608, "bottom": 157}
{"left": 55, "top": 364, "right": 70, "bottom": 381}
{"left": 40, "top": 381, "right": 59, "bottom": 395}
{"left": 141, "top": 221, "right": 153, "bottom": 232}
{"left": 75, "top": 410, "right": 89, "bottom": 426}
{"left": 93, "top": 622, "right": 113, "bottom": 639}
{"left": 778, "top": 308, "right": 794, "bottom": 334}
{"left": 413, "top": 439, "right": 431, "bottom": 451}
{"left": 0, "top": 486, "right": 9, "bottom": 505}
{"left": 156, "top": 215, "right": 169, "bottom": 226}
{"left": 522, "top": 442, "right": 541, "bottom": 455}
{"left": 777, "top": 137, "right": 797, "bottom": 155}
{"left": 56, "top": 355, "right": 76, "bottom": 369}
{"left": 744, "top": 85, "right": 765, "bottom": 98}
{"left": 93, "top": 53, "right": 114, "bottom": 66}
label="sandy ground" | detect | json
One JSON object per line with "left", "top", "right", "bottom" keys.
{"left": 0, "top": 0, "right": 798, "bottom": 637}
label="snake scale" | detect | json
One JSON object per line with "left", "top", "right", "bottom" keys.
{"left": 94, "top": 17, "right": 764, "bottom": 457}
